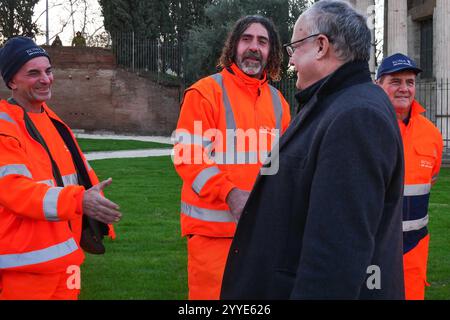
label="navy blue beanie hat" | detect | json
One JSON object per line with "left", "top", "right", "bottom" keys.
{"left": 0, "top": 36, "right": 50, "bottom": 89}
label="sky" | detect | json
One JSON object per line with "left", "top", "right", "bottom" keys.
{"left": 33, "top": 0, "right": 105, "bottom": 46}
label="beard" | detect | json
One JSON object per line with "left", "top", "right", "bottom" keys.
{"left": 237, "top": 51, "right": 267, "bottom": 77}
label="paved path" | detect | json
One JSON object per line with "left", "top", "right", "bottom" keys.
{"left": 75, "top": 133, "right": 173, "bottom": 145}
{"left": 76, "top": 133, "right": 173, "bottom": 160}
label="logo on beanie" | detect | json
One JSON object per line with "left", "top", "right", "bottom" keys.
{"left": 26, "top": 47, "right": 47, "bottom": 57}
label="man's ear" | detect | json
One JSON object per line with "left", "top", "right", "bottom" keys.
{"left": 316, "top": 35, "right": 330, "bottom": 59}
{"left": 8, "top": 80, "right": 17, "bottom": 90}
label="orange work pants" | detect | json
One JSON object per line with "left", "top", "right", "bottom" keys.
{"left": 0, "top": 270, "right": 80, "bottom": 300}
{"left": 187, "top": 235, "right": 232, "bottom": 300}
{"left": 403, "top": 235, "right": 430, "bottom": 300}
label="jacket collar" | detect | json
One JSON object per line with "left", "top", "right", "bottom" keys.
{"left": 279, "top": 60, "right": 372, "bottom": 150}
{"left": 316, "top": 60, "right": 371, "bottom": 99}
{"left": 400, "top": 99, "right": 426, "bottom": 126}
{"left": 2, "top": 98, "right": 63, "bottom": 124}
{"left": 295, "top": 60, "right": 371, "bottom": 117}
{"left": 295, "top": 76, "right": 328, "bottom": 114}
{"left": 410, "top": 100, "right": 426, "bottom": 117}
{"left": 225, "top": 63, "right": 268, "bottom": 91}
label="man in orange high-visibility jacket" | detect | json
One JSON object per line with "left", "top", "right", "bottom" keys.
{"left": 0, "top": 37, "right": 122, "bottom": 300}
{"left": 173, "top": 15, "right": 291, "bottom": 300}
{"left": 377, "top": 53, "right": 443, "bottom": 300}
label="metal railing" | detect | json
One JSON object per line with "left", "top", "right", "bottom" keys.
{"left": 416, "top": 79, "right": 450, "bottom": 157}
{"left": 109, "top": 32, "right": 184, "bottom": 87}
{"left": 271, "top": 77, "right": 298, "bottom": 116}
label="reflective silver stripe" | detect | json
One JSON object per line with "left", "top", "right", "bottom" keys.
{"left": 192, "top": 166, "right": 221, "bottom": 194}
{"left": 432, "top": 175, "right": 439, "bottom": 183}
{"left": 0, "top": 238, "right": 78, "bottom": 269}
{"left": 210, "top": 73, "right": 280, "bottom": 165}
{"left": 43, "top": 187, "right": 63, "bottom": 221}
{"left": 181, "top": 201, "right": 234, "bottom": 223}
{"left": 0, "top": 112, "right": 15, "bottom": 124}
{"left": 403, "top": 215, "right": 429, "bottom": 232}
{"left": 38, "top": 179, "right": 55, "bottom": 187}
{"left": 0, "top": 164, "right": 32, "bottom": 179}
{"left": 404, "top": 184, "right": 432, "bottom": 196}
{"left": 85, "top": 160, "right": 92, "bottom": 171}
{"left": 211, "top": 151, "right": 258, "bottom": 164}
{"left": 173, "top": 132, "right": 213, "bottom": 149}
{"left": 210, "top": 74, "right": 237, "bottom": 130}
{"left": 269, "top": 85, "right": 283, "bottom": 131}
{"left": 211, "top": 74, "right": 238, "bottom": 165}
{"left": 36, "top": 175, "right": 77, "bottom": 187}
{"left": 62, "top": 173, "right": 78, "bottom": 186}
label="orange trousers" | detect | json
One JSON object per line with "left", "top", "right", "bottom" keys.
{"left": 403, "top": 235, "right": 430, "bottom": 300}
{"left": 187, "top": 235, "right": 233, "bottom": 300}
{"left": 0, "top": 270, "right": 80, "bottom": 300}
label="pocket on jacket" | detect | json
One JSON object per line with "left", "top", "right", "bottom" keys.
{"left": 414, "top": 144, "right": 437, "bottom": 159}
{"left": 413, "top": 144, "right": 436, "bottom": 172}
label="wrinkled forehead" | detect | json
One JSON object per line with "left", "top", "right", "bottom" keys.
{"left": 18, "top": 56, "right": 52, "bottom": 73}
{"left": 384, "top": 70, "right": 417, "bottom": 81}
{"left": 292, "top": 15, "right": 310, "bottom": 40}
{"left": 241, "top": 23, "right": 269, "bottom": 39}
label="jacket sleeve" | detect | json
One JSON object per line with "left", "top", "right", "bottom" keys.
{"left": 431, "top": 131, "right": 444, "bottom": 185}
{"left": 290, "top": 107, "right": 403, "bottom": 299}
{"left": 0, "top": 134, "right": 85, "bottom": 222}
{"left": 173, "top": 88, "right": 236, "bottom": 204}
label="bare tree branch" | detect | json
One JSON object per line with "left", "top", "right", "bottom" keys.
{"left": 32, "top": 1, "right": 64, "bottom": 24}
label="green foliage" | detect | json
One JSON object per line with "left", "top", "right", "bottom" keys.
{"left": 0, "top": 0, "right": 40, "bottom": 43}
{"left": 184, "top": 0, "right": 310, "bottom": 84}
{"left": 99, "top": 0, "right": 210, "bottom": 42}
{"left": 97, "top": 0, "right": 310, "bottom": 86}
{"left": 99, "top": 0, "right": 211, "bottom": 78}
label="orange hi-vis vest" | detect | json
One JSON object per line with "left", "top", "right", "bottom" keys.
{"left": 174, "top": 64, "right": 291, "bottom": 237}
{"left": 0, "top": 100, "right": 99, "bottom": 273}
{"left": 399, "top": 100, "right": 443, "bottom": 254}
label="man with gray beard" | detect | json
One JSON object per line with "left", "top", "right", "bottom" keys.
{"left": 173, "top": 15, "right": 291, "bottom": 299}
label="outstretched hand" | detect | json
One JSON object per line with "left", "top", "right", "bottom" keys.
{"left": 82, "top": 178, "right": 122, "bottom": 224}
{"left": 226, "top": 188, "right": 250, "bottom": 222}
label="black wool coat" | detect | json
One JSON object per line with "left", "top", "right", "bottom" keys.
{"left": 221, "top": 61, "right": 405, "bottom": 300}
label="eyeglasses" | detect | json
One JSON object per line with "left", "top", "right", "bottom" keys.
{"left": 283, "top": 34, "right": 322, "bottom": 57}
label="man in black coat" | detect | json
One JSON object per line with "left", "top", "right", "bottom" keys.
{"left": 221, "top": 0, "right": 405, "bottom": 300}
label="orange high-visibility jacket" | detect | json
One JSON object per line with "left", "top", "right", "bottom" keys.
{"left": 0, "top": 100, "right": 101, "bottom": 273}
{"left": 399, "top": 100, "right": 443, "bottom": 254}
{"left": 174, "top": 64, "right": 291, "bottom": 237}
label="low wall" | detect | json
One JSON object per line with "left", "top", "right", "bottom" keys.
{"left": 0, "top": 47, "right": 181, "bottom": 136}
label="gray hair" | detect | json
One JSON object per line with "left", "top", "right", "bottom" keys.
{"left": 302, "top": 0, "right": 371, "bottom": 62}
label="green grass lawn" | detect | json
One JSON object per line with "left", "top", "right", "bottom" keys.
{"left": 426, "top": 167, "right": 450, "bottom": 300}
{"left": 80, "top": 155, "right": 450, "bottom": 300}
{"left": 80, "top": 156, "right": 186, "bottom": 300}
{"left": 76, "top": 138, "right": 172, "bottom": 153}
